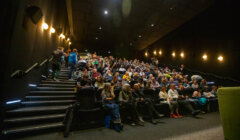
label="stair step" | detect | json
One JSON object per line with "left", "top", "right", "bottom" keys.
{"left": 2, "top": 122, "right": 64, "bottom": 135}
{"left": 29, "top": 91, "right": 77, "bottom": 95}
{"left": 25, "top": 95, "right": 76, "bottom": 100}
{"left": 21, "top": 100, "right": 76, "bottom": 106}
{"left": 39, "top": 84, "right": 75, "bottom": 87}
{"left": 41, "top": 80, "right": 76, "bottom": 84}
{"left": 7, "top": 105, "right": 69, "bottom": 113}
{"left": 31, "top": 87, "right": 74, "bottom": 91}
{"left": 4, "top": 114, "right": 65, "bottom": 124}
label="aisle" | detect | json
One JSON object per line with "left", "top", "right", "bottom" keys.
{"left": 16, "top": 112, "right": 223, "bottom": 140}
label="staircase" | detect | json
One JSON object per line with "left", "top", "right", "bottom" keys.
{"left": 2, "top": 67, "right": 77, "bottom": 137}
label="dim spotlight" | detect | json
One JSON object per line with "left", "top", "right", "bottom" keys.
{"left": 151, "top": 24, "right": 154, "bottom": 27}
{"left": 172, "top": 52, "right": 176, "bottom": 57}
{"left": 67, "top": 38, "right": 70, "bottom": 41}
{"left": 50, "top": 27, "right": 55, "bottom": 33}
{"left": 159, "top": 50, "right": 162, "bottom": 55}
{"left": 138, "top": 35, "right": 142, "bottom": 38}
{"left": 59, "top": 33, "right": 65, "bottom": 39}
{"left": 145, "top": 52, "right": 148, "bottom": 57}
{"left": 218, "top": 56, "right": 223, "bottom": 62}
{"left": 180, "top": 52, "right": 184, "bottom": 58}
{"left": 153, "top": 50, "right": 157, "bottom": 55}
{"left": 42, "top": 23, "right": 49, "bottom": 30}
{"left": 202, "top": 54, "right": 207, "bottom": 60}
{"left": 99, "top": 26, "right": 102, "bottom": 30}
{"left": 95, "top": 37, "right": 98, "bottom": 40}
{"left": 69, "top": 42, "right": 72, "bottom": 45}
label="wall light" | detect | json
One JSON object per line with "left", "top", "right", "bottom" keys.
{"left": 145, "top": 52, "right": 148, "bottom": 57}
{"left": 59, "top": 33, "right": 65, "bottom": 39}
{"left": 138, "top": 35, "right": 142, "bottom": 38}
{"left": 104, "top": 10, "right": 108, "bottom": 15}
{"left": 153, "top": 50, "right": 157, "bottom": 55}
{"left": 218, "top": 55, "right": 223, "bottom": 62}
{"left": 67, "top": 38, "right": 70, "bottom": 41}
{"left": 202, "top": 54, "right": 207, "bottom": 60}
{"left": 172, "top": 52, "right": 176, "bottom": 57}
{"left": 6, "top": 100, "right": 21, "bottom": 105}
{"left": 180, "top": 52, "right": 184, "bottom": 58}
{"left": 159, "top": 50, "right": 162, "bottom": 55}
{"left": 42, "top": 23, "right": 49, "bottom": 30}
{"left": 69, "top": 42, "right": 72, "bottom": 45}
{"left": 50, "top": 27, "right": 55, "bottom": 33}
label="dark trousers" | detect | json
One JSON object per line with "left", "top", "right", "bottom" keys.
{"left": 121, "top": 101, "right": 140, "bottom": 122}
{"left": 105, "top": 103, "right": 120, "bottom": 120}
{"left": 138, "top": 98, "right": 158, "bottom": 118}
{"left": 178, "top": 100, "right": 195, "bottom": 113}
{"left": 52, "top": 61, "right": 61, "bottom": 79}
{"left": 68, "top": 63, "right": 75, "bottom": 79}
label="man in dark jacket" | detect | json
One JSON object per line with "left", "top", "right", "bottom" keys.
{"left": 52, "top": 47, "right": 64, "bottom": 81}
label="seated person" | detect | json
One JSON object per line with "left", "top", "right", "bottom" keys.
{"left": 203, "top": 87, "right": 216, "bottom": 98}
{"left": 101, "top": 83, "right": 121, "bottom": 131}
{"left": 111, "top": 75, "right": 122, "bottom": 89}
{"left": 191, "top": 79, "right": 199, "bottom": 90}
{"left": 122, "top": 72, "right": 131, "bottom": 82}
{"left": 94, "top": 75, "right": 105, "bottom": 89}
{"left": 77, "top": 75, "right": 92, "bottom": 88}
{"left": 92, "top": 68, "right": 100, "bottom": 80}
{"left": 119, "top": 84, "right": 143, "bottom": 126}
{"left": 104, "top": 70, "right": 113, "bottom": 82}
{"left": 151, "top": 77, "right": 160, "bottom": 90}
{"left": 167, "top": 85, "right": 183, "bottom": 118}
{"left": 192, "top": 88, "right": 208, "bottom": 113}
{"left": 210, "top": 86, "right": 218, "bottom": 97}
{"left": 168, "top": 84, "right": 200, "bottom": 117}
{"left": 183, "top": 78, "right": 190, "bottom": 88}
{"left": 199, "top": 78, "right": 208, "bottom": 90}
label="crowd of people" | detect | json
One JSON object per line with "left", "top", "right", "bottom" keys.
{"left": 52, "top": 47, "right": 219, "bottom": 131}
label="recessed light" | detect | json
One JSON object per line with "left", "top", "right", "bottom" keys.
{"left": 95, "top": 37, "right": 98, "bottom": 40}
{"left": 170, "top": 7, "right": 173, "bottom": 10}
{"left": 138, "top": 35, "right": 142, "bottom": 38}
{"left": 99, "top": 26, "right": 102, "bottom": 30}
{"left": 104, "top": 10, "right": 108, "bottom": 15}
{"left": 130, "top": 42, "right": 133, "bottom": 46}
{"left": 151, "top": 24, "right": 154, "bottom": 27}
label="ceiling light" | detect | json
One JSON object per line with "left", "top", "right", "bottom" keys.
{"left": 170, "top": 7, "right": 173, "bottom": 10}
{"left": 172, "top": 52, "right": 176, "bottom": 57}
{"left": 130, "top": 42, "right": 133, "bottom": 46}
{"left": 202, "top": 54, "right": 207, "bottom": 60}
{"left": 69, "top": 42, "right": 72, "bottom": 45}
{"left": 59, "top": 33, "right": 65, "bottom": 39}
{"left": 42, "top": 23, "right": 49, "bottom": 30}
{"left": 153, "top": 50, "right": 157, "bottom": 55}
{"left": 67, "top": 38, "right": 70, "bottom": 41}
{"left": 138, "top": 35, "right": 142, "bottom": 38}
{"left": 50, "top": 27, "right": 55, "bottom": 33}
{"left": 99, "top": 26, "right": 102, "bottom": 30}
{"left": 95, "top": 37, "right": 98, "bottom": 40}
{"left": 151, "top": 24, "right": 154, "bottom": 27}
{"left": 180, "top": 52, "right": 184, "bottom": 58}
{"left": 104, "top": 10, "right": 108, "bottom": 15}
{"left": 159, "top": 50, "right": 162, "bottom": 55}
{"left": 145, "top": 52, "right": 148, "bottom": 57}
{"left": 218, "top": 56, "right": 223, "bottom": 62}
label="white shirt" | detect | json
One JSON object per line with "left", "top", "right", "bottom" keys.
{"left": 168, "top": 89, "right": 179, "bottom": 99}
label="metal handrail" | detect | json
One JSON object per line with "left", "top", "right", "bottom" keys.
{"left": 39, "top": 59, "right": 48, "bottom": 67}
{"left": 24, "top": 63, "right": 38, "bottom": 74}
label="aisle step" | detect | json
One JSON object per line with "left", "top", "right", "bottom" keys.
{"left": 38, "top": 84, "right": 75, "bottom": 87}
{"left": 21, "top": 100, "right": 76, "bottom": 106}
{"left": 41, "top": 80, "right": 76, "bottom": 84}
{"left": 31, "top": 87, "right": 74, "bottom": 91}
{"left": 25, "top": 95, "right": 76, "bottom": 100}
{"left": 29, "top": 91, "right": 77, "bottom": 95}
{"left": 2, "top": 122, "right": 64, "bottom": 135}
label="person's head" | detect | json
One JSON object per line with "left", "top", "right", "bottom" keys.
{"left": 125, "top": 72, "right": 129, "bottom": 76}
{"left": 83, "top": 75, "right": 89, "bottom": 81}
{"left": 152, "top": 77, "right": 156, "bottom": 82}
{"left": 161, "top": 86, "right": 166, "bottom": 92}
{"left": 133, "top": 83, "right": 140, "bottom": 91}
{"left": 83, "top": 68, "right": 87, "bottom": 73}
{"left": 193, "top": 79, "right": 197, "bottom": 84}
{"left": 201, "top": 79, "right": 206, "bottom": 84}
{"left": 96, "top": 76, "right": 103, "bottom": 82}
{"left": 181, "top": 64, "right": 184, "bottom": 69}
{"left": 197, "top": 88, "right": 203, "bottom": 93}
{"left": 93, "top": 68, "right": 97, "bottom": 73}
{"left": 73, "top": 48, "right": 77, "bottom": 53}
{"left": 212, "top": 86, "right": 217, "bottom": 92}
{"left": 104, "top": 83, "right": 111, "bottom": 91}
{"left": 179, "top": 83, "right": 184, "bottom": 90}
{"left": 169, "top": 77, "right": 174, "bottom": 82}
{"left": 146, "top": 80, "right": 152, "bottom": 89}
{"left": 170, "top": 84, "right": 176, "bottom": 90}
{"left": 122, "top": 84, "right": 131, "bottom": 92}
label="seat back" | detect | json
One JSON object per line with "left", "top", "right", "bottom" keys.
{"left": 76, "top": 87, "right": 96, "bottom": 109}
{"left": 114, "top": 87, "right": 121, "bottom": 102}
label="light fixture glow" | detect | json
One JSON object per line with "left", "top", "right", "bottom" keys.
{"left": 151, "top": 24, "right": 154, "bottom": 27}
{"left": 145, "top": 52, "right": 148, "bottom": 57}
{"left": 159, "top": 50, "right": 162, "bottom": 55}
{"left": 202, "top": 54, "right": 208, "bottom": 60}
{"left": 180, "top": 52, "right": 184, "bottom": 58}
{"left": 95, "top": 37, "right": 98, "bottom": 40}
{"left": 69, "top": 42, "right": 72, "bottom": 45}
{"left": 29, "top": 84, "right": 37, "bottom": 87}
{"left": 59, "top": 33, "right": 65, "bottom": 39}
{"left": 138, "top": 35, "right": 142, "bottom": 38}
{"left": 42, "top": 23, "right": 49, "bottom": 30}
{"left": 50, "top": 27, "right": 55, "bottom": 33}
{"left": 153, "top": 50, "right": 157, "bottom": 55}
{"left": 172, "top": 52, "right": 176, "bottom": 57}
{"left": 218, "top": 56, "right": 223, "bottom": 62}
{"left": 104, "top": 10, "right": 108, "bottom": 15}
{"left": 67, "top": 38, "right": 70, "bottom": 41}
{"left": 6, "top": 100, "right": 21, "bottom": 105}
{"left": 99, "top": 26, "right": 102, "bottom": 30}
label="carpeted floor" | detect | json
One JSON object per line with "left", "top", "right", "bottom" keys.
{"left": 16, "top": 112, "right": 223, "bottom": 140}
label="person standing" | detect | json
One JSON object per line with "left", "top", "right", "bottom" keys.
{"left": 68, "top": 48, "right": 78, "bottom": 80}
{"left": 52, "top": 47, "right": 64, "bottom": 81}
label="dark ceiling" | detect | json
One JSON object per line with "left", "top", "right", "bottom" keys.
{"left": 68, "top": 0, "right": 214, "bottom": 52}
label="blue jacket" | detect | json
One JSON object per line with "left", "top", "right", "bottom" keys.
{"left": 68, "top": 52, "right": 77, "bottom": 64}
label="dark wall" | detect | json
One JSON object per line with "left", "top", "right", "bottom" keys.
{"left": 144, "top": 0, "right": 240, "bottom": 81}
{"left": 0, "top": 0, "right": 69, "bottom": 102}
